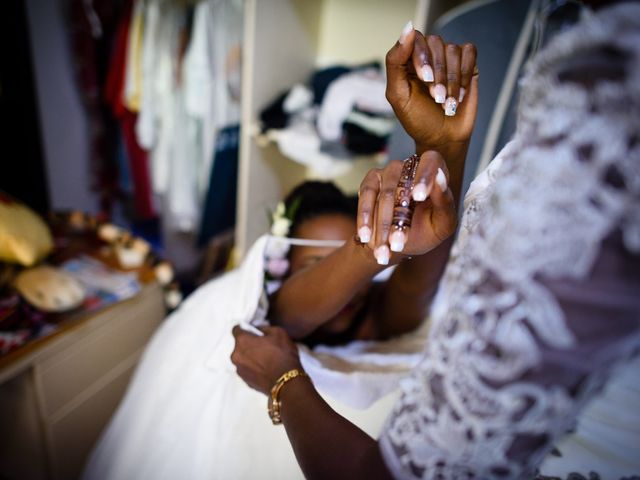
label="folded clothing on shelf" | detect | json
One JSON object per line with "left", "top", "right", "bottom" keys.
{"left": 258, "top": 63, "right": 396, "bottom": 177}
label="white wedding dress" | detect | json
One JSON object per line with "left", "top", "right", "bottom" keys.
{"left": 83, "top": 234, "right": 427, "bottom": 479}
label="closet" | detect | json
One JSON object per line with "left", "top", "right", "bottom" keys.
{"left": 235, "top": 0, "right": 430, "bottom": 256}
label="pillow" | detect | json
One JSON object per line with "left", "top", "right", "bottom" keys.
{"left": 14, "top": 265, "right": 85, "bottom": 312}
{"left": 0, "top": 192, "right": 53, "bottom": 266}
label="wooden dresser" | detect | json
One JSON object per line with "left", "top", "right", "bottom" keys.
{"left": 0, "top": 283, "right": 165, "bottom": 480}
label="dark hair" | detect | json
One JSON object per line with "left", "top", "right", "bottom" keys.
{"left": 283, "top": 181, "right": 357, "bottom": 237}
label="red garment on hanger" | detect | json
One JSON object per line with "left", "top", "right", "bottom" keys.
{"left": 104, "top": 0, "right": 155, "bottom": 220}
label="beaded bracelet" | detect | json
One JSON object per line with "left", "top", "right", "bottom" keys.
{"left": 392, "top": 153, "right": 420, "bottom": 232}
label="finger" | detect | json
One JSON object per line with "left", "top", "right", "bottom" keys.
{"left": 385, "top": 21, "right": 417, "bottom": 108}
{"left": 232, "top": 325, "right": 242, "bottom": 338}
{"left": 411, "top": 31, "right": 433, "bottom": 83}
{"left": 374, "top": 160, "right": 403, "bottom": 264}
{"left": 426, "top": 35, "right": 446, "bottom": 104}
{"left": 427, "top": 164, "right": 457, "bottom": 242}
{"left": 411, "top": 151, "right": 439, "bottom": 202}
{"left": 444, "top": 43, "right": 461, "bottom": 116}
{"left": 457, "top": 73, "right": 479, "bottom": 136}
{"left": 242, "top": 323, "right": 265, "bottom": 336}
{"left": 357, "top": 169, "right": 382, "bottom": 244}
{"left": 257, "top": 325, "right": 280, "bottom": 336}
{"left": 459, "top": 42, "right": 477, "bottom": 103}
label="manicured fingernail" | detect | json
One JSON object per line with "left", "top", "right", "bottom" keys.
{"left": 399, "top": 20, "right": 413, "bottom": 45}
{"left": 436, "top": 168, "right": 448, "bottom": 192}
{"left": 458, "top": 87, "right": 466, "bottom": 103}
{"left": 374, "top": 245, "right": 390, "bottom": 265}
{"left": 421, "top": 64, "right": 434, "bottom": 82}
{"left": 389, "top": 230, "right": 406, "bottom": 253}
{"left": 412, "top": 182, "right": 430, "bottom": 201}
{"left": 434, "top": 84, "right": 446, "bottom": 104}
{"left": 444, "top": 97, "right": 458, "bottom": 116}
{"left": 358, "top": 226, "right": 371, "bottom": 243}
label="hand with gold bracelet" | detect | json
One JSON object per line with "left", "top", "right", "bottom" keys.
{"left": 230, "top": 325, "right": 303, "bottom": 396}
{"left": 231, "top": 323, "right": 393, "bottom": 479}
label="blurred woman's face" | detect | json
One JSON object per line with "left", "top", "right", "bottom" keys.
{"left": 288, "top": 214, "right": 369, "bottom": 335}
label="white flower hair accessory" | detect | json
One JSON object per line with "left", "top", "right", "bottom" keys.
{"left": 264, "top": 198, "right": 347, "bottom": 281}
{"left": 264, "top": 199, "right": 300, "bottom": 279}
{"left": 270, "top": 202, "right": 292, "bottom": 237}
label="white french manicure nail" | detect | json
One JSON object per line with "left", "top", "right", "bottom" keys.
{"left": 444, "top": 97, "right": 458, "bottom": 116}
{"left": 399, "top": 20, "right": 413, "bottom": 45}
{"left": 389, "top": 230, "right": 406, "bottom": 253}
{"left": 412, "top": 182, "right": 430, "bottom": 201}
{"left": 434, "top": 84, "right": 446, "bottom": 104}
{"left": 458, "top": 87, "right": 466, "bottom": 103}
{"left": 358, "top": 226, "right": 371, "bottom": 244}
{"left": 421, "top": 64, "right": 434, "bottom": 82}
{"left": 374, "top": 245, "right": 390, "bottom": 265}
{"left": 436, "top": 168, "right": 448, "bottom": 192}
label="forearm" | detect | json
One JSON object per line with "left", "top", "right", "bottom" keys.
{"left": 270, "top": 240, "right": 385, "bottom": 339}
{"left": 378, "top": 237, "right": 454, "bottom": 336}
{"left": 377, "top": 141, "right": 467, "bottom": 336}
{"left": 280, "top": 377, "right": 391, "bottom": 480}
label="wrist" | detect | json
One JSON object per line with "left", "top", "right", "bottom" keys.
{"left": 415, "top": 139, "right": 470, "bottom": 157}
{"left": 268, "top": 367, "right": 310, "bottom": 425}
{"left": 351, "top": 235, "right": 409, "bottom": 271}
{"left": 350, "top": 235, "right": 392, "bottom": 270}
{"left": 268, "top": 357, "right": 304, "bottom": 390}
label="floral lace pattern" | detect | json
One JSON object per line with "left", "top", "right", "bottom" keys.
{"left": 380, "top": 5, "right": 640, "bottom": 479}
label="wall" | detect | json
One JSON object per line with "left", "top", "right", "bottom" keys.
{"left": 24, "top": 0, "right": 97, "bottom": 214}
{"left": 315, "top": 0, "right": 419, "bottom": 67}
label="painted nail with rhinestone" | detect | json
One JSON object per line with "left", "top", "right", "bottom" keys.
{"left": 399, "top": 20, "right": 413, "bottom": 45}
{"left": 358, "top": 226, "right": 371, "bottom": 244}
{"left": 444, "top": 97, "right": 458, "bottom": 116}
{"left": 389, "top": 230, "right": 406, "bottom": 253}
{"left": 436, "top": 168, "right": 448, "bottom": 192}
{"left": 412, "top": 182, "right": 430, "bottom": 202}
{"left": 433, "top": 84, "right": 446, "bottom": 104}
{"left": 374, "top": 245, "right": 390, "bottom": 265}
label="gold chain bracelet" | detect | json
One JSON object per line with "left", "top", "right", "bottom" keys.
{"left": 268, "top": 368, "right": 309, "bottom": 425}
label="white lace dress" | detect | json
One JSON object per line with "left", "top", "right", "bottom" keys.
{"left": 379, "top": 4, "right": 640, "bottom": 479}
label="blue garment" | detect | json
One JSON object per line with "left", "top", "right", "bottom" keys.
{"left": 197, "top": 125, "right": 240, "bottom": 247}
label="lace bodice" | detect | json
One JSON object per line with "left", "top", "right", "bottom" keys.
{"left": 379, "top": 5, "right": 640, "bottom": 479}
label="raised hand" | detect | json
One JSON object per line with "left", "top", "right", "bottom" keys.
{"left": 386, "top": 23, "right": 479, "bottom": 152}
{"left": 357, "top": 150, "right": 457, "bottom": 264}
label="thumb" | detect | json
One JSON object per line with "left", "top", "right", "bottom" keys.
{"left": 385, "top": 21, "right": 416, "bottom": 108}
{"left": 428, "top": 167, "right": 457, "bottom": 241}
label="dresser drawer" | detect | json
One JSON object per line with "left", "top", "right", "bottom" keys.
{"left": 35, "top": 285, "right": 165, "bottom": 417}
{"left": 49, "top": 355, "right": 139, "bottom": 480}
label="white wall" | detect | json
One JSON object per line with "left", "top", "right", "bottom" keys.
{"left": 24, "top": 0, "right": 97, "bottom": 213}
{"left": 315, "top": 0, "right": 419, "bottom": 66}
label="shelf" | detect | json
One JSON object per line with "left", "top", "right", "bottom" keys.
{"left": 236, "top": 0, "right": 429, "bottom": 255}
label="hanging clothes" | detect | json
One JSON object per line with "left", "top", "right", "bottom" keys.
{"left": 68, "top": 0, "right": 124, "bottom": 219}
{"left": 131, "top": 0, "right": 242, "bottom": 233}
{"left": 104, "top": 0, "right": 155, "bottom": 220}
{"left": 183, "top": 0, "right": 243, "bottom": 198}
